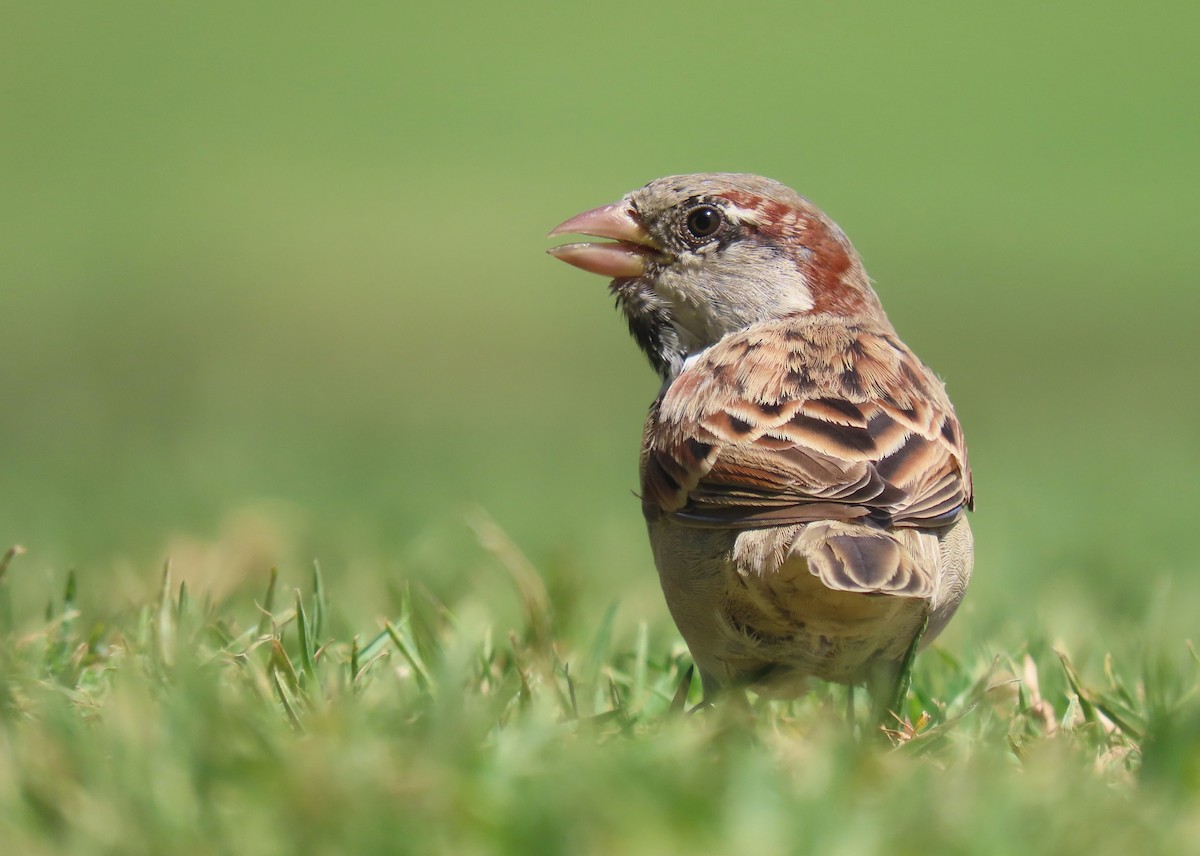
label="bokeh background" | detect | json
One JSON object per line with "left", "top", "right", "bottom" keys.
{"left": 2, "top": 2, "right": 1198, "bottom": 652}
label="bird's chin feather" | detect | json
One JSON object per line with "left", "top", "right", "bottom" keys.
{"left": 611, "top": 279, "right": 686, "bottom": 381}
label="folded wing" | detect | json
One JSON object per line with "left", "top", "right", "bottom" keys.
{"left": 641, "top": 318, "right": 973, "bottom": 536}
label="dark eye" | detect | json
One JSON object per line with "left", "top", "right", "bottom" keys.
{"left": 684, "top": 205, "right": 723, "bottom": 240}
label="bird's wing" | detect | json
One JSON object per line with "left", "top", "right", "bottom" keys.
{"left": 641, "top": 318, "right": 973, "bottom": 535}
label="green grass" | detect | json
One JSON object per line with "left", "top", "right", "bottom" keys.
{"left": 3, "top": 525, "right": 1199, "bottom": 856}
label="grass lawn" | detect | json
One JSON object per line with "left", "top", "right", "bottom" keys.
{"left": 2, "top": 520, "right": 1199, "bottom": 855}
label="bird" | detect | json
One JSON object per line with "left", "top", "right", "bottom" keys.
{"left": 547, "top": 174, "right": 973, "bottom": 721}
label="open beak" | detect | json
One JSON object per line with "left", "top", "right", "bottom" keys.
{"left": 547, "top": 201, "right": 660, "bottom": 279}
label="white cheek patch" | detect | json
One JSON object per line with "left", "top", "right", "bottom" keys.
{"left": 653, "top": 233, "right": 815, "bottom": 354}
{"left": 775, "top": 277, "right": 815, "bottom": 314}
{"left": 717, "top": 243, "right": 814, "bottom": 315}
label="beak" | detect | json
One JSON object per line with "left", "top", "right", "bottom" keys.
{"left": 546, "top": 201, "right": 660, "bottom": 279}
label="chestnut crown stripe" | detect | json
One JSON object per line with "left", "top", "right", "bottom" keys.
{"left": 719, "top": 190, "right": 865, "bottom": 315}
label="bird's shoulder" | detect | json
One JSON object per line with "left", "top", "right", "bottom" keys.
{"left": 640, "top": 315, "right": 973, "bottom": 529}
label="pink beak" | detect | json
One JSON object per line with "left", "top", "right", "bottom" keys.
{"left": 547, "top": 201, "right": 660, "bottom": 279}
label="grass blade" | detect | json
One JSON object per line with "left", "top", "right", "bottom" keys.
{"left": 311, "top": 559, "right": 327, "bottom": 640}
{"left": 295, "top": 589, "right": 318, "bottom": 688}
{"left": 257, "top": 567, "right": 280, "bottom": 638}
{"left": 384, "top": 618, "right": 434, "bottom": 697}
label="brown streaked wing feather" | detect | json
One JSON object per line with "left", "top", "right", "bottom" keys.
{"left": 641, "top": 318, "right": 972, "bottom": 529}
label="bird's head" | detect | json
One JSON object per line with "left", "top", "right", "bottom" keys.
{"left": 548, "top": 173, "right": 883, "bottom": 379}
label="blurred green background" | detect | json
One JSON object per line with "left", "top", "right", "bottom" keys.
{"left": 2, "top": 1, "right": 1197, "bottom": 648}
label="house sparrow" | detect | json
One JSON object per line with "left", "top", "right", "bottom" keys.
{"left": 548, "top": 174, "right": 973, "bottom": 713}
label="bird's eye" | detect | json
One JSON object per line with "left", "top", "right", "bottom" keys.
{"left": 684, "top": 205, "right": 723, "bottom": 240}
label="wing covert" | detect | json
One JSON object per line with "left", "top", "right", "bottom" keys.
{"left": 640, "top": 318, "right": 973, "bottom": 531}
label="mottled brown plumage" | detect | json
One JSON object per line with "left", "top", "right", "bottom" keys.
{"left": 549, "top": 173, "right": 973, "bottom": 702}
